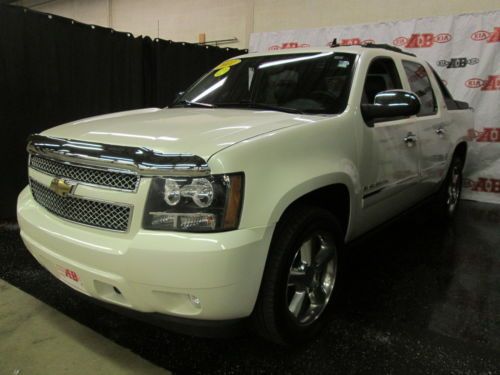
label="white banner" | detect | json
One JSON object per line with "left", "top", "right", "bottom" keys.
{"left": 249, "top": 11, "right": 500, "bottom": 203}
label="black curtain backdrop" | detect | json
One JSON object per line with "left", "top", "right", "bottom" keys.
{"left": 0, "top": 5, "right": 244, "bottom": 219}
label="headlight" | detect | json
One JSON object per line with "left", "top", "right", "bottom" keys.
{"left": 143, "top": 173, "right": 244, "bottom": 232}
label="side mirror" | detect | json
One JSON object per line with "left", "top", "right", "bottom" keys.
{"left": 361, "top": 90, "right": 421, "bottom": 125}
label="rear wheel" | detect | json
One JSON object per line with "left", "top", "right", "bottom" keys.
{"left": 438, "top": 155, "right": 463, "bottom": 218}
{"left": 252, "top": 205, "right": 343, "bottom": 344}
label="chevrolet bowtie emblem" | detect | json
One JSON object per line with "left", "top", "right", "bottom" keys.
{"left": 50, "top": 178, "right": 75, "bottom": 197}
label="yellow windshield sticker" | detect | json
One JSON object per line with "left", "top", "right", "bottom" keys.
{"left": 214, "top": 66, "right": 230, "bottom": 77}
{"left": 213, "top": 59, "right": 241, "bottom": 77}
{"left": 214, "top": 59, "right": 241, "bottom": 70}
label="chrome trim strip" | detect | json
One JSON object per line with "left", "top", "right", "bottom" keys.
{"left": 362, "top": 188, "right": 383, "bottom": 199}
{"left": 29, "top": 154, "right": 141, "bottom": 193}
{"left": 27, "top": 134, "right": 211, "bottom": 177}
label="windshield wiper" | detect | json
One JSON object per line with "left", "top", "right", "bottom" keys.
{"left": 216, "top": 101, "right": 304, "bottom": 114}
{"left": 172, "top": 100, "right": 215, "bottom": 108}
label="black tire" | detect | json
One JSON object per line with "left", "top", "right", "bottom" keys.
{"left": 437, "top": 155, "right": 463, "bottom": 219}
{"left": 252, "top": 205, "right": 344, "bottom": 345}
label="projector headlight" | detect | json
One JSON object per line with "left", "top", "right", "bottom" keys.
{"left": 143, "top": 173, "right": 244, "bottom": 232}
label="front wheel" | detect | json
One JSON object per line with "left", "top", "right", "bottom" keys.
{"left": 252, "top": 205, "right": 343, "bottom": 345}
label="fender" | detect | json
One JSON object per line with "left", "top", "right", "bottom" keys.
{"left": 269, "top": 172, "right": 356, "bottom": 237}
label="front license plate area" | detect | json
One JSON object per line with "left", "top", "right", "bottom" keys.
{"left": 55, "top": 265, "right": 87, "bottom": 294}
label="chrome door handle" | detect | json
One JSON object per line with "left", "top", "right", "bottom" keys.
{"left": 403, "top": 133, "right": 417, "bottom": 146}
{"left": 435, "top": 128, "right": 446, "bottom": 136}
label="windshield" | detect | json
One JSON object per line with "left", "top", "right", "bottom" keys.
{"left": 173, "top": 52, "right": 357, "bottom": 115}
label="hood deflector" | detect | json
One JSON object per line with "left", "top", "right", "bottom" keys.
{"left": 27, "top": 134, "right": 210, "bottom": 177}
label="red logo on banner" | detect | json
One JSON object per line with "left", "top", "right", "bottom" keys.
{"left": 481, "top": 75, "right": 500, "bottom": 91}
{"left": 467, "top": 76, "right": 500, "bottom": 90}
{"left": 393, "top": 37, "right": 407, "bottom": 46}
{"left": 393, "top": 33, "right": 452, "bottom": 48}
{"left": 471, "top": 27, "right": 500, "bottom": 42}
{"left": 435, "top": 33, "right": 453, "bottom": 43}
{"left": 465, "top": 178, "right": 500, "bottom": 193}
{"left": 268, "top": 42, "right": 310, "bottom": 50}
{"left": 488, "top": 27, "right": 500, "bottom": 42}
{"left": 471, "top": 30, "right": 490, "bottom": 41}
{"left": 467, "top": 128, "right": 500, "bottom": 142}
{"left": 334, "top": 38, "right": 375, "bottom": 46}
{"left": 465, "top": 78, "right": 485, "bottom": 88}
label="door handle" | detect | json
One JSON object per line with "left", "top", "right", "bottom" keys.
{"left": 403, "top": 133, "right": 417, "bottom": 147}
{"left": 435, "top": 128, "right": 446, "bottom": 136}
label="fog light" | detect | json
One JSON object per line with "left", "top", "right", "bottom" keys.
{"left": 150, "top": 212, "right": 176, "bottom": 229}
{"left": 150, "top": 212, "right": 216, "bottom": 230}
{"left": 179, "top": 213, "right": 216, "bottom": 230}
{"left": 189, "top": 294, "right": 201, "bottom": 308}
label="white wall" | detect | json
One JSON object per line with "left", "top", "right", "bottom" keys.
{"left": 17, "top": 0, "right": 110, "bottom": 27}
{"left": 110, "top": 0, "right": 254, "bottom": 47}
{"left": 15, "top": 0, "right": 500, "bottom": 49}
{"left": 253, "top": 0, "right": 500, "bottom": 34}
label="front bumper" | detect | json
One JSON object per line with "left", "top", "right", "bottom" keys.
{"left": 17, "top": 186, "right": 273, "bottom": 321}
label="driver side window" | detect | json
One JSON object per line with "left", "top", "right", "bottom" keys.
{"left": 362, "top": 57, "right": 402, "bottom": 104}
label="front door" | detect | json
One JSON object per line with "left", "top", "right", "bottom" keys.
{"left": 357, "top": 56, "right": 422, "bottom": 233}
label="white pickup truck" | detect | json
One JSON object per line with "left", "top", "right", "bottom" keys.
{"left": 17, "top": 44, "right": 471, "bottom": 344}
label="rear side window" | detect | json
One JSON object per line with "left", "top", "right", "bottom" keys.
{"left": 403, "top": 61, "right": 437, "bottom": 116}
{"left": 430, "top": 67, "right": 460, "bottom": 110}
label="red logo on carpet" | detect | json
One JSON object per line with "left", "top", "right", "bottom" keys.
{"left": 268, "top": 42, "right": 310, "bottom": 50}
{"left": 471, "top": 27, "right": 500, "bottom": 43}
{"left": 393, "top": 33, "right": 452, "bottom": 48}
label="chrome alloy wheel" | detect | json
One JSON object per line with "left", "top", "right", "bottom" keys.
{"left": 286, "top": 232, "right": 337, "bottom": 325}
{"left": 447, "top": 164, "right": 462, "bottom": 214}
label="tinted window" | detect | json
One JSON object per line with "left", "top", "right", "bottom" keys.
{"left": 403, "top": 61, "right": 437, "bottom": 116}
{"left": 176, "top": 52, "right": 357, "bottom": 115}
{"left": 430, "top": 67, "right": 460, "bottom": 110}
{"left": 362, "top": 57, "right": 402, "bottom": 104}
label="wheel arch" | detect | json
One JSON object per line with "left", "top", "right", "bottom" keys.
{"left": 453, "top": 141, "right": 467, "bottom": 165}
{"left": 270, "top": 178, "right": 353, "bottom": 239}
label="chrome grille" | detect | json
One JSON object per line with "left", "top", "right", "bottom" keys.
{"left": 29, "top": 178, "right": 131, "bottom": 232}
{"left": 30, "top": 155, "right": 139, "bottom": 191}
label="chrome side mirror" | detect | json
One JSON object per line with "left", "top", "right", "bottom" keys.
{"left": 361, "top": 90, "right": 421, "bottom": 126}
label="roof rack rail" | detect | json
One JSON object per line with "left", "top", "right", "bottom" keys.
{"left": 329, "top": 40, "right": 416, "bottom": 57}
{"left": 361, "top": 43, "right": 416, "bottom": 57}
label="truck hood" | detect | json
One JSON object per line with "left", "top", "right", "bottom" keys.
{"left": 43, "top": 107, "right": 321, "bottom": 160}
